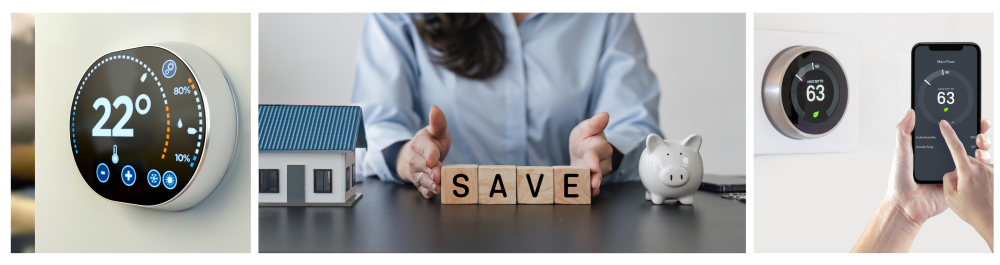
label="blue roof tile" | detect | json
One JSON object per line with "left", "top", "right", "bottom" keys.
{"left": 258, "top": 105, "right": 367, "bottom": 152}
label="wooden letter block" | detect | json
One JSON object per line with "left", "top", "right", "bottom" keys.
{"left": 441, "top": 165, "right": 478, "bottom": 204}
{"left": 516, "top": 166, "right": 554, "bottom": 204}
{"left": 553, "top": 166, "right": 591, "bottom": 204}
{"left": 478, "top": 165, "right": 517, "bottom": 204}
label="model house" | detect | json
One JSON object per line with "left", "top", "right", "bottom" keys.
{"left": 258, "top": 105, "right": 366, "bottom": 206}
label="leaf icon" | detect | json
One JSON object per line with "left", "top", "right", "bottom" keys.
{"left": 813, "top": 111, "right": 819, "bottom": 118}
{"left": 944, "top": 107, "right": 949, "bottom": 112}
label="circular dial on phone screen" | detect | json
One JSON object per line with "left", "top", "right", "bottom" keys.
{"left": 71, "top": 46, "right": 210, "bottom": 206}
{"left": 762, "top": 46, "right": 849, "bottom": 139}
{"left": 916, "top": 69, "right": 974, "bottom": 125}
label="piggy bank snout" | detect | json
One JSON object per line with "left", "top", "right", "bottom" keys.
{"left": 660, "top": 165, "right": 690, "bottom": 187}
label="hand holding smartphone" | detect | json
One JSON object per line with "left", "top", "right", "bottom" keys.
{"left": 911, "top": 43, "right": 981, "bottom": 183}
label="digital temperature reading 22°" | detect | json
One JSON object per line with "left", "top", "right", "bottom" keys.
{"left": 71, "top": 46, "right": 207, "bottom": 205}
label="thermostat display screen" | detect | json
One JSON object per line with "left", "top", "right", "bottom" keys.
{"left": 780, "top": 50, "right": 848, "bottom": 135}
{"left": 913, "top": 44, "right": 979, "bottom": 182}
{"left": 71, "top": 46, "right": 207, "bottom": 205}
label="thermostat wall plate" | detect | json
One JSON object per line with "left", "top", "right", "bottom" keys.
{"left": 754, "top": 30, "right": 860, "bottom": 154}
{"left": 70, "top": 42, "right": 238, "bottom": 211}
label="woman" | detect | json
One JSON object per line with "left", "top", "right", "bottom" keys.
{"left": 351, "top": 13, "right": 661, "bottom": 199}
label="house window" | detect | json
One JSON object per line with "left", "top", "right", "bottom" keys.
{"left": 259, "top": 169, "right": 279, "bottom": 193}
{"left": 345, "top": 166, "right": 351, "bottom": 191}
{"left": 314, "top": 169, "right": 332, "bottom": 193}
{"left": 351, "top": 163, "right": 356, "bottom": 187}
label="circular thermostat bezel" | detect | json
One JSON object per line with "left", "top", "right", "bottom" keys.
{"left": 762, "top": 46, "right": 849, "bottom": 140}
{"left": 70, "top": 42, "right": 238, "bottom": 211}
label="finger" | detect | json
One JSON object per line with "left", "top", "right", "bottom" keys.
{"left": 577, "top": 112, "right": 610, "bottom": 137}
{"left": 584, "top": 149, "right": 603, "bottom": 196}
{"left": 976, "top": 149, "right": 992, "bottom": 164}
{"left": 942, "top": 171, "right": 959, "bottom": 196}
{"left": 427, "top": 105, "right": 449, "bottom": 139}
{"left": 981, "top": 119, "right": 992, "bottom": 134}
{"left": 416, "top": 170, "right": 438, "bottom": 195}
{"left": 411, "top": 135, "right": 442, "bottom": 168}
{"left": 977, "top": 133, "right": 992, "bottom": 151}
{"left": 940, "top": 120, "right": 973, "bottom": 175}
{"left": 895, "top": 109, "right": 916, "bottom": 151}
{"left": 417, "top": 186, "right": 434, "bottom": 199}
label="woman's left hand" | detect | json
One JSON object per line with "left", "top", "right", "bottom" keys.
{"left": 568, "top": 112, "right": 614, "bottom": 197}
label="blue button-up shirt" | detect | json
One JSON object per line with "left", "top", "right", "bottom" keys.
{"left": 351, "top": 13, "right": 661, "bottom": 182}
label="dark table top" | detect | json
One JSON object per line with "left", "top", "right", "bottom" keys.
{"left": 259, "top": 176, "right": 746, "bottom": 253}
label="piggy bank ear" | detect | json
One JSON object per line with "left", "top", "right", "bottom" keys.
{"left": 645, "top": 134, "right": 665, "bottom": 153}
{"left": 681, "top": 134, "right": 702, "bottom": 152}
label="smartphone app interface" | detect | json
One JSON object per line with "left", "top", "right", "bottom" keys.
{"left": 913, "top": 44, "right": 979, "bottom": 182}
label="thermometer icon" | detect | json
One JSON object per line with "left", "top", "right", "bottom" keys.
{"left": 112, "top": 145, "right": 119, "bottom": 164}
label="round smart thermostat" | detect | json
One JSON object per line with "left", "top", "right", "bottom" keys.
{"left": 762, "top": 46, "right": 849, "bottom": 139}
{"left": 70, "top": 42, "right": 237, "bottom": 211}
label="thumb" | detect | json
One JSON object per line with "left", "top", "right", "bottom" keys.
{"left": 578, "top": 112, "right": 610, "bottom": 137}
{"left": 428, "top": 105, "right": 448, "bottom": 139}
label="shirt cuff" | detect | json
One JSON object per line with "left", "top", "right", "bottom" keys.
{"left": 381, "top": 140, "right": 410, "bottom": 183}
{"left": 611, "top": 144, "right": 625, "bottom": 174}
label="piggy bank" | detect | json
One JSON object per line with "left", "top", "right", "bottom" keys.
{"left": 639, "top": 133, "right": 703, "bottom": 205}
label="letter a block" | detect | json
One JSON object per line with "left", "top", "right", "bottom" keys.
{"left": 442, "top": 165, "right": 478, "bottom": 204}
{"left": 516, "top": 166, "right": 554, "bottom": 204}
{"left": 478, "top": 165, "right": 516, "bottom": 204}
{"left": 554, "top": 166, "right": 591, "bottom": 204}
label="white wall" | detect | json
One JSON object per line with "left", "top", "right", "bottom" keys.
{"left": 754, "top": 13, "right": 994, "bottom": 253}
{"left": 258, "top": 152, "right": 354, "bottom": 203}
{"left": 34, "top": 13, "right": 250, "bottom": 252}
{"left": 258, "top": 13, "right": 747, "bottom": 175}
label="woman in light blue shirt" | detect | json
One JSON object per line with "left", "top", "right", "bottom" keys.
{"left": 351, "top": 13, "right": 662, "bottom": 199}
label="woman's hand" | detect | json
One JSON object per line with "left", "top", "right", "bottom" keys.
{"left": 568, "top": 112, "right": 613, "bottom": 197}
{"left": 397, "top": 106, "right": 451, "bottom": 199}
{"left": 885, "top": 109, "right": 950, "bottom": 231}
{"left": 853, "top": 109, "right": 945, "bottom": 252}
{"left": 940, "top": 119, "right": 994, "bottom": 252}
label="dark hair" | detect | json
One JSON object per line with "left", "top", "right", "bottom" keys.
{"left": 416, "top": 13, "right": 506, "bottom": 80}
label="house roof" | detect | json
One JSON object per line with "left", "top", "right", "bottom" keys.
{"left": 258, "top": 105, "right": 367, "bottom": 152}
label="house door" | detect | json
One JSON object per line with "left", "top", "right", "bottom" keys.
{"left": 287, "top": 165, "right": 305, "bottom": 203}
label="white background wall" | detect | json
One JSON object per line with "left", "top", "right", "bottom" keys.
{"left": 258, "top": 152, "right": 353, "bottom": 203}
{"left": 754, "top": 13, "right": 994, "bottom": 253}
{"left": 34, "top": 13, "right": 250, "bottom": 252}
{"left": 258, "top": 13, "right": 747, "bottom": 176}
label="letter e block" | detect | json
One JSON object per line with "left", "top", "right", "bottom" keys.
{"left": 478, "top": 165, "right": 517, "bottom": 204}
{"left": 441, "top": 165, "right": 479, "bottom": 204}
{"left": 554, "top": 166, "right": 591, "bottom": 204}
{"left": 516, "top": 166, "right": 554, "bottom": 204}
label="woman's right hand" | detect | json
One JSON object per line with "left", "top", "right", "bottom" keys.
{"left": 397, "top": 106, "right": 452, "bottom": 199}
{"left": 940, "top": 119, "right": 994, "bottom": 252}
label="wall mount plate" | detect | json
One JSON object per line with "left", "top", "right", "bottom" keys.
{"left": 754, "top": 30, "right": 859, "bottom": 154}
{"left": 69, "top": 42, "right": 238, "bottom": 211}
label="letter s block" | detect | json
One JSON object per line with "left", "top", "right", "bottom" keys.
{"left": 516, "top": 166, "right": 553, "bottom": 204}
{"left": 441, "top": 165, "right": 479, "bottom": 204}
{"left": 554, "top": 166, "right": 591, "bottom": 204}
{"left": 478, "top": 165, "right": 516, "bottom": 204}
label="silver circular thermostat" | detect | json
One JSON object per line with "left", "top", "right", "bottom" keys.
{"left": 762, "top": 46, "right": 849, "bottom": 140}
{"left": 69, "top": 42, "right": 238, "bottom": 211}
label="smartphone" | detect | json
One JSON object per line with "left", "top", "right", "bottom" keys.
{"left": 911, "top": 43, "right": 981, "bottom": 184}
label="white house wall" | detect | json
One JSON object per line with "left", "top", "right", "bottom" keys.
{"left": 259, "top": 152, "right": 349, "bottom": 203}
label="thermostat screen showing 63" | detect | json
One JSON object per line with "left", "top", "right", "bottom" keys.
{"left": 912, "top": 44, "right": 980, "bottom": 183}
{"left": 71, "top": 46, "right": 207, "bottom": 205}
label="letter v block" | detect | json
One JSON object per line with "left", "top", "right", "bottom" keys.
{"left": 442, "top": 165, "right": 479, "bottom": 204}
{"left": 478, "top": 165, "right": 516, "bottom": 204}
{"left": 516, "top": 166, "right": 554, "bottom": 204}
{"left": 554, "top": 166, "right": 591, "bottom": 204}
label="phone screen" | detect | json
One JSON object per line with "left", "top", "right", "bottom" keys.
{"left": 912, "top": 43, "right": 980, "bottom": 183}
